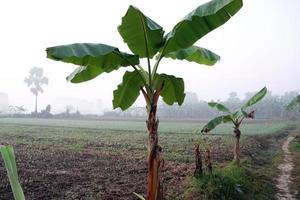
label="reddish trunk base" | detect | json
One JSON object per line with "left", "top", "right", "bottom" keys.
{"left": 147, "top": 104, "right": 164, "bottom": 200}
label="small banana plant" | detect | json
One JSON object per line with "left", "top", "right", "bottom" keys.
{"left": 201, "top": 87, "right": 267, "bottom": 164}
{"left": 0, "top": 145, "right": 25, "bottom": 200}
{"left": 193, "top": 136, "right": 214, "bottom": 177}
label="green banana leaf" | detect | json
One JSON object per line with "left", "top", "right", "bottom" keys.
{"left": 164, "top": 46, "right": 220, "bottom": 66}
{"left": 162, "top": 0, "right": 243, "bottom": 55}
{"left": 242, "top": 87, "right": 267, "bottom": 108}
{"left": 113, "top": 70, "right": 145, "bottom": 110}
{"left": 208, "top": 102, "right": 230, "bottom": 113}
{"left": 46, "top": 43, "right": 139, "bottom": 83}
{"left": 201, "top": 115, "right": 225, "bottom": 133}
{"left": 154, "top": 73, "right": 185, "bottom": 105}
{"left": 118, "top": 6, "right": 165, "bottom": 58}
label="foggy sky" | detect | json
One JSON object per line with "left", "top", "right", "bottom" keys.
{"left": 0, "top": 0, "right": 299, "bottom": 114}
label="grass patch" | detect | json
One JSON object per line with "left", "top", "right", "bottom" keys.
{"left": 184, "top": 162, "right": 259, "bottom": 200}
{"left": 183, "top": 133, "right": 286, "bottom": 200}
{"left": 292, "top": 137, "right": 300, "bottom": 150}
{"left": 291, "top": 135, "right": 300, "bottom": 199}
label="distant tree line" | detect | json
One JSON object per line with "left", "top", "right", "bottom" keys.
{"left": 103, "top": 91, "right": 300, "bottom": 120}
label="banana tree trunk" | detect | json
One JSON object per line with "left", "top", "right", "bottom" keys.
{"left": 146, "top": 103, "right": 163, "bottom": 200}
{"left": 194, "top": 143, "right": 202, "bottom": 177}
{"left": 233, "top": 128, "right": 241, "bottom": 164}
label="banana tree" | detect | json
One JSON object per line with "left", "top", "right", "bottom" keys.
{"left": 201, "top": 87, "right": 267, "bottom": 164}
{"left": 46, "top": 0, "right": 242, "bottom": 199}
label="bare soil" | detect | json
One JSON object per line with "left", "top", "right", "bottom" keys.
{"left": 0, "top": 129, "right": 283, "bottom": 200}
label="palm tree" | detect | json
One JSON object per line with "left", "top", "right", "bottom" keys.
{"left": 24, "top": 67, "right": 48, "bottom": 113}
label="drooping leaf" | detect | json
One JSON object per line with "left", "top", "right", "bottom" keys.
{"left": 113, "top": 70, "right": 145, "bottom": 110}
{"left": 164, "top": 46, "right": 220, "bottom": 66}
{"left": 162, "top": 0, "right": 243, "bottom": 55}
{"left": 201, "top": 116, "right": 224, "bottom": 133}
{"left": 154, "top": 74, "right": 185, "bottom": 105}
{"left": 46, "top": 43, "right": 139, "bottom": 83}
{"left": 208, "top": 102, "right": 230, "bottom": 113}
{"left": 118, "top": 6, "right": 165, "bottom": 58}
{"left": 0, "top": 146, "right": 25, "bottom": 200}
{"left": 66, "top": 65, "right": 104, "bottom": 83}
{"left": 242, "top": 87, "right": 267, "bottom": 108}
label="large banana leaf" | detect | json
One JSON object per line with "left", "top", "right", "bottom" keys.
{"left": 118, "top": 6, "right": 164, "bottom": 58}
{"left": 46, "top": 43, "right": 139, "bottom": 83}
{"left": 208, "top": 102, "right": 230, "bottom": 113}
{"left": 154, "top": 74, "right": 185, "bottom": 105}
{"left": 242, "top": 87, "right": 267, "bottom": 108}
{"left": 162, "top": 0, "right": 243, "bottom": 55}
{"left": 113, "top": 70, "right": 145, "bottom": 110}
{"left": 0, "top": 146, "right": 25, "bottom": 200}
{"left": 164, "top": 46, "right": 220, "bottom": 66}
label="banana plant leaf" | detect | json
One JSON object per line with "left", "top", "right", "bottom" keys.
{"left": 113, "top": 70, "right": 145, "bottom": 110}
{"left": 242, "top": 87, "right": 267, "bottom": 108}
{"left": 208, "top": 102, "right": 230, "bottom": 113}
{"left": 164, "top": 46, "right": 220, "bottom": 66}
{"left": 162, "top": 0, "right": 243, "bottom": 55}
{"left": 154, "top": 73, "right": 185, "bottom": 105}
{"left": 47, "top": 43, "right": 139, "bottom": 83}
{"left": 118, "top": 6, "right": 165, "bottom": 58}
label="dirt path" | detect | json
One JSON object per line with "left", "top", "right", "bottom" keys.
{"left": 276, "top": 136, "right": 296, "bottom": 200}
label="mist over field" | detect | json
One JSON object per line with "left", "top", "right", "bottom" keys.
{"left": 0, "top": 0, "right": 300, "bottom": 114}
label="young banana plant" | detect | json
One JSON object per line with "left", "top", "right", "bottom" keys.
{"left": 46, "top": 0, "right": 243, "bottom": 199}
{"left": 201, "top": 87, "right": 267, "bottom": 164}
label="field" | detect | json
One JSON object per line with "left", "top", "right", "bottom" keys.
{"left": 0, "top": 118, "right": 297, "bottom": 199}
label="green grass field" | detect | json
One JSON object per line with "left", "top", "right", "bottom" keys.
{"left": 0, "top": 117, "right": 298, "bottom": 199}
{"left": 0, "top": 117, "right": 295, "bottom": 135}
{"left": 0, "top": 118, "right": 296, "bottom": 163}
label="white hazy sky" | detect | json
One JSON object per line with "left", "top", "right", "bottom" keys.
{"left": 0, "top": 0, "right": 299, "bottom": 113}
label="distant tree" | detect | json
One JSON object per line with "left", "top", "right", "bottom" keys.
{"left": 202, "top": 87, "right": 267, "bottom": 164}
{"left": 24, "top": 67, "right": 48, "bottom": 113}
{"left": 225, "top": 91, "right": 242, "bottom": 110}
{"left": 45, "top": 104, "right": 51, "bottom": 113}
{"left": 184, "top": 92, "right": 199, "bottom": 105}
{"left": 65, "top": 105, "right": 74, "bottom": 114}
{"left": 40, "top": 104, "right": 52, "bottom": 118}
